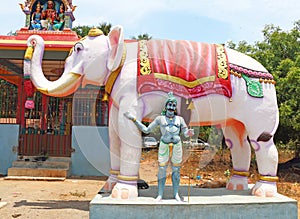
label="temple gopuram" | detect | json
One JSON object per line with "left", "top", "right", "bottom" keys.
{"left": 0, "top": 0, "right": 109, "bottom": 177}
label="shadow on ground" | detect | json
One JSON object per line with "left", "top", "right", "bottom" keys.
{"left": 13, "top": 200, "right": 89, "bottom": 211}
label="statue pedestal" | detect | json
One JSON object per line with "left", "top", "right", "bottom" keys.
{"left": 90, "top": 185, "right": 297, "bottom": 219}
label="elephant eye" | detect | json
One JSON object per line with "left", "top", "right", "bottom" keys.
{"left": 74, "top": 42, "right": 84, "bottom": 53}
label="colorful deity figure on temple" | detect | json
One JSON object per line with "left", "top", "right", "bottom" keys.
{"left": 53, "top": 4, "right": 65, "bottom": 31}
{"left": 40, "top": 0, "right": 57, "bottom": 30}
{"left": 21, "top": 0, "right": 75, "bottom": 31}
{"left": 31, "top": 2, "right": 42, "bottom": 30}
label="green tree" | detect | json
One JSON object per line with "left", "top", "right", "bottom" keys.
{"left": 253, "top": 22, "right": 299, "bottom": 72}
{"left": 98, "top": 22, "right": 112, "bottom": 36}
{"left": 131, "top": 33, "right": 152, "bottom": 41}
{"left": 227, "top": 40, "right": 254, "bottom": 55}
{"left": 72, "top": 22, "right": 113, "bottom": 38}
{"left": 276, "top": 63, "right": 300, "bottom": 145}
{"left": 72, "top": 25, "right": 91, "bottom": 38}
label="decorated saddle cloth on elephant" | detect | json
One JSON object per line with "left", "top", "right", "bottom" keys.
{"left": 137, "top": 40, "right": 232, "bottom": 99}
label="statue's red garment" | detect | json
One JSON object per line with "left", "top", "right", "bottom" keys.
{"left": 137, "top": 40, "right": 232, "bottom": 99}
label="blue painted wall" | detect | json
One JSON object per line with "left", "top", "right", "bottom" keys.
{"left": 0, "top": 125, "right": 111, "bottom": 177}
{"left": 71, "top": 126, "right": 110, "bottom": 176}
{"left": 0, "top": 124, "right": 18, "bottom": 175}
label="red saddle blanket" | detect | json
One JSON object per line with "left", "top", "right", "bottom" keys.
{"left": 137, "top": 40, "right": 232, "bottom": 99}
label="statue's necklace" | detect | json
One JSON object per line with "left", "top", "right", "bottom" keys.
{"left": 166, "top": 116, "right": 174, "bottom": 126}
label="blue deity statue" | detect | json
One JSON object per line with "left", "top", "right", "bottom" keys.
{"left": 125, "top": 92, "right": 194, "bottom": 201}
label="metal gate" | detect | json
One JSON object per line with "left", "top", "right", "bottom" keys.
{"left": 19, "top": 91, "right": 73, "bottom": 157}
{"left": 0, "top": 77, "right": 20, "bottom": 124}
{"left": 0, "top": 75, "right": 73, "bottom": 157}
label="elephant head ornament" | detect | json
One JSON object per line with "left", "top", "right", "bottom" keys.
{"left": 24, "top": 25, "right": 279, "bottom": 199}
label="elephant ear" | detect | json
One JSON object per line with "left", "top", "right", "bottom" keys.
{"left": 107, "top": 25, "right": 124, "bottom": 72}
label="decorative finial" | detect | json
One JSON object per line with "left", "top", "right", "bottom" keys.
{"left": 88, "top": 28, "right": 103, "bottom": 37}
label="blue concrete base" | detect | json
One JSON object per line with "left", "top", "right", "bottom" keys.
{"left": 90, "top": 185, "right": 297, "bottom": 219}
{"left": 71, "top": 126, "right": 110, "bottom": 176}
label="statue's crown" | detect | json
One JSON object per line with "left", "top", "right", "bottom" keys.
{"left": 166, "top": 92, "right": 177, "bottom": 103}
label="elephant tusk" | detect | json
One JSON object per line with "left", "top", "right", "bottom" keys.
{"left": 37, "top": 87, "right": 49, "bottom": 94}
{"left": 47, "top": 72, "right": 82, "bottom": 94}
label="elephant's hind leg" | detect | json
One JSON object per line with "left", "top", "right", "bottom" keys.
{"left": 249, "top": 135, "right": 278, "bottom": 197}
{"left": 222, "top": 121, "right": 251, "bottom": 191}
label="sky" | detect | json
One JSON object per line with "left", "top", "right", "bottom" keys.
{"left": 1, "top": 0, "right": 299, "bottom": 44}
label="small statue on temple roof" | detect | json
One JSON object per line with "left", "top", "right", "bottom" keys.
{"left": 43, "top": 0, "right": 57, "bottom": 30}
{"left": 20, "top": 0, "right": 76, "bottom": 31}
{"left": 53, "top": 4, "right": 65, "bottom": 31}
{"left": 31, "top": 2, "right": 42, "bottom": 30}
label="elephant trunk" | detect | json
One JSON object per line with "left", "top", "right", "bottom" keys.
{"left": 25, "top": 35, "right": 82, "bottom": 97}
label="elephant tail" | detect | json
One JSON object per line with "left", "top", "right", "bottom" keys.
{"left": 270, "top": 109, "right": 279, "bottom": 136}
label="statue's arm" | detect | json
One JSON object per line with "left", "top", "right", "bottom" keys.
{"left": 179, "top": 117, "right": 194, "bottom": 137}
{"left": 124, "top": 112, "right": 159, "bottom": 134}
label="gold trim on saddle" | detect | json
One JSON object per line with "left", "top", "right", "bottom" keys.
{"left": 232, "top": 170, "right": 250, "bottom": 177}
{"left": 216, "top": 44, "right": 229, "bottom": 79}
{"left": 154, "top": 73, "right": 215, "bottom": 88}
{"left": 259, "top": 175, "right": 279, "bottom": 182}
{"left": 117, "top": 175, "right": 139, "bottom": 181}
{"left": 139, "top": 40, "right": 151, "bottom": 75}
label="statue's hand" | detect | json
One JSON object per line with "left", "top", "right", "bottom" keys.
{"left": 186, "top": 129, "right": 194, "bottom": 137}
{"left": 124, "top": 112, "right": 135, "bottom": 121}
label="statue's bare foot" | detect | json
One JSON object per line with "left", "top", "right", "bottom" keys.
{"left": 251, "top": 181, "right": 277, "bottom": 197}
{"left": 226, "top": 175, "right": 248, "bottom": 191}
{"left": 111, "top": 182, "right": 138, "bottom": 199}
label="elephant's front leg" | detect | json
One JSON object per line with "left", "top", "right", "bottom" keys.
{"left": 111, "top": 104, "right": 143, "bottom": 199}
{"left": 100, "top": 105, "right": 120, "bottom": 193}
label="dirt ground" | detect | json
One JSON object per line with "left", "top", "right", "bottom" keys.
{"left": 0, "top": 148, "right": 299, "bottom": 219}
{"left": 0, "top": 177, "right": 106, "bottom": 219}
